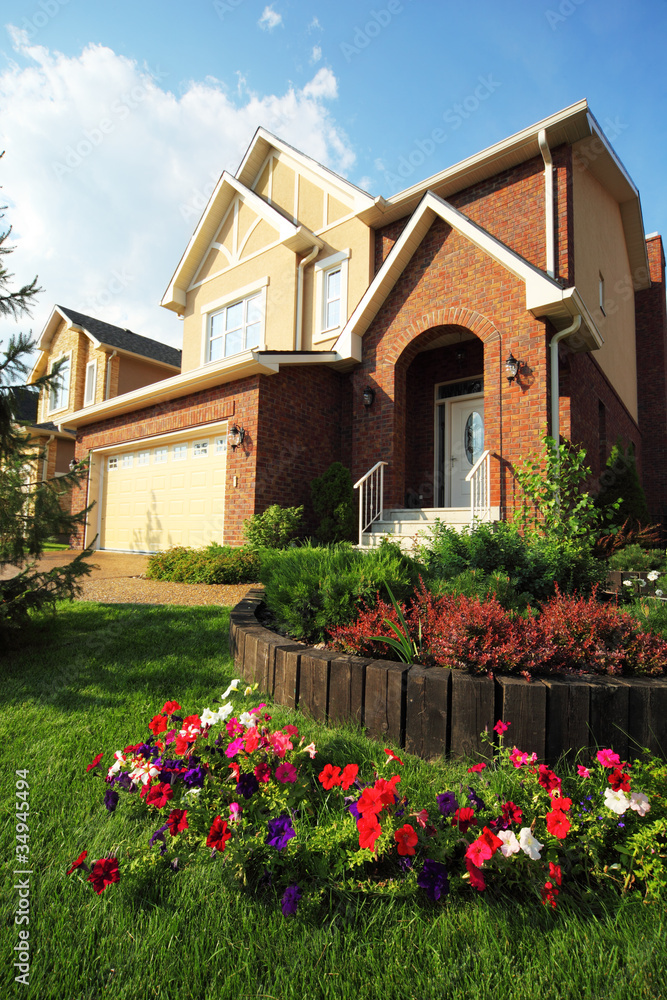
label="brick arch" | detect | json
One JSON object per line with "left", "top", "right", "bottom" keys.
{"left": 385, "top": 307, "right": 502, "bottom": 368}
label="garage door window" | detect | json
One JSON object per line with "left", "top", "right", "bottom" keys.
{"left": 137, "top": 451, "right": 150, "bottom": 466}
{"left": 121, "top": 455, "right": 133, "bottom": 469}
{"left": 215, "top": 436, "right": 227, "bottom": 455}
{"left": 108, "top": 456, "right": 118, "bottom": 470}
{"left": 173, "top": 444, "right": 187, "bottom": 461}
{"left": 154, "top": 447, "right": 167, "bottom": 464}
{"left": 193, "top": 441, "right": 209, "bottom": 458}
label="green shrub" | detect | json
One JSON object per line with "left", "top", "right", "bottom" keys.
{"left": 310, "top": 462, "right": 356, "bottom": 543}
{"left": 146, "top": 543, "right": 260, "bottom": 584}
{"left": 595, "top": 440, "right": 650, "bottom": 530}
{"left": 259, "top": 541, "right": 423, "bottom": 644}
{"left": 607, "top": 544, "right": 666, "bottom": 572}
{"left": 243, "top": 504, "right": 304, "bottom": 550}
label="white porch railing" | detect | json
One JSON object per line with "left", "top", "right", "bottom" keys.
{"left": 354, "top": 461, "right": 388, "bottom": 546}
{"left": 465, "top": 449, "right": 491, "bottom": 523}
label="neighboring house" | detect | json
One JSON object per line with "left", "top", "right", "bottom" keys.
{"left": 56, "top": 99, "right": 667, "bottom": 553}
{"left": 27, "top": 305, "right": 181, "bottom": 497}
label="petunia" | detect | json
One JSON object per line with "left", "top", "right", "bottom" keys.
{"left": 603, "top": 787, "right": 630, "bottom": 815}
{"left": 225, "top": 737, "right": 244, "bottom": 758}
{"left": 244, "top": 726, "right": 260, "bottom": 753}
{"left": 465, "top": 857, "right": 486, "bottom": 891}
{"left": 509, "top": 748, "right": 537, "bottom": 768}
{"left": 318, "top": 764, "right": 342, "bottom": 790}
{"left": 200, "top": 708, "right": 219, "bottom": 727}
{"left": 86, "top": 752, "right": 104, "bottom": 773}
{"left": 275, "top": 762, "right": 297, "bottom": 784}
{"left": 608, "top": 767, "right": 631, "bottom": 793}
{"left": 357, "top": 785, "right": 385, "bottom": 817}
{"left": 183, "top": 766, "right": 207, "bottom": 789}
{"left": 538, "top": 765, "right": 562, "bottom": 794}
{"left": 302, "top": 742, "right": 317, "bottom": 759}
{"left": 149, "top": 824, "right": 169, "bottom": 854}
{"left": 339, "top": 763, "right": 359, "bottom": 789}
{"left": 66, "top": 850, "right": 88, "bottom": 875}
{"left": 162, "top": 701, "right": 181, "bottom": 716}
{"left": 166, "top": 809, "right": 188, "bottom": 836}
{"left": 518, "top": 828, "right": 544, "bottom": 860}
{"left": 228, "top": 802, "right": 242, "bottom": 823}
{"left": 236, "top": 773, "right": 259, "bottom": 799}
{"left": 221, "top": 680, "right": 240, "bottom": 699}
{"left": 207, "top": 816, "right": 232, "bottom": 852}
{"left": 436, "top": 791, "right": 458, "bottom": 817}
{"left": 228, "top": 762, "right": 240, "bottom": 782}
{"left": 541, "top": 880, "right": 558, "bottom": 908}
{"left": 577, "top": 765, "right": 591, "bottom": 778}
{"left": 410, "top": 808, "right": 429, "bottom": 829}
{"left": 357, "top": 814, "right": 382, "bottom": 851}
{"left": 451, "top": 807, "right": 477, "bottom": 834}
{"left": 266, "top": 814, "right": 295, "bottom": 851}
{"left": 284, "top": 724, "right": 299, "bottom": 737}
{"left": 87, "top": 857, "right": 120, "bottom": 894}
{"left": 466, "top": 827, "right": 503, "bottom": 867}
{"left": 394, "top": 823, "right": 418, "bottom": 856}
{"left": 467, "top": 786, "right": 486, "bottom": 811}
{"left": 502, "top": 801, "right": 523, "bottom": 826}
{"left": 497, "top": 830, "right": 520, "bottom": 857}
{"left": 597, "top": 748, "right": 621, "bottom": 768}
{"left": 149, "top": 714, "right": 168, "bottom": 735}
{"left": 269, "top": 730, "right": 293, "bottom": 758}
{"left": 417, "top": 859, "right": 449, "bottom": 901}
{"left": 629, "top": 791, "right": 650, "bottom": 816}
{"left": 281, "top": 884, "right": 302, "bottom": 916}
{"left": 254, "top": 762, "right": 272, "bottom": 783}
{"left": 216, "top": 703, "right": 234, "bottom": 723}
{"left": 468, "top": 762, "right": 487, "bottom": 773}
{"left": 374, "top": 775, "right": 401, "bottom": 808}
{"left": 104, "top": 789, "right": 119, "bottom": 813}
{"left": 545, "top": 810, "right": 571, "bottom": 839}
{"left": 384, "top": 749, "right": 404, "bottom": 765}
{"left": 146, "top": 782, "right": 174, "bottom": 809}
{"left": 494, "top": 720, "right": 511, "bottom": 734}
{"left": 549, "top": 862, "right": 562, "bottom": 886}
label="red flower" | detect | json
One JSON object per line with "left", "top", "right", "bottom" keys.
{"left": 162, "top": 701, "right": 181, "bottom": 715}
{"left": 538, "top": 765, "right": 562, "bottom": 794}
{"left": 384, "top": 749, "right": 404, "bottom": 765}
{"left": 174, "top": 736, "right": 193, "bottom": 756}
{"left": 541, "top": 880, "right": 558, "bottom": 908}
{"left": 254, "top": 762, "right": 271, "bottom": 783}
{"left": 86, "top": 753, "right": 104, "bottom": 772}
{"left": 549, "top": 794, "right": 572, "bottom": 812}
{"left": 206, "top": 816, "right": 232, "bottom": 852}
{"left": 166, "top": 809, "right": 188, "bottom": 836}
{"left": 545, "top": 810, "right": 571, "bottom": 839}
{"left": 466, "top": 826, "right": 503, "bottom": 866}
{"left": 357, "top": 785, "right": 385, "bottom": 817}
{"left": 375, "top": 775, "right": 401, "bottom": 808}
{"left": 284, "top": 724, "right": 299, "bottom": 737}
{"left": 465, "top": 857, "right": 486, "bottom": 891}
{"left": 87, "top": 857, "right": 120, "bottom": 894}
{"left": 608, "top": 767, "right": 631, "bottom": 793}
{"left": 244, "top": 727, "right": 260, "bottom": 753}
{"left": 340, "top": 763, "right": 359, "bottom": 790}
{"left": 501, "top": 801, "right": 523, "bottom": 826}
{"left": 66, "top": 850, "right": 88, "bottom": 875}
{"left": 146, "top": 782, "right": 174, "bottom": 809}
{"left": 357, "top": 815, "right": 382, "bottom": 851}
{"left": 549, "top": 862, "right": 562, "bottom": 886}
{"left": 451, "top": 807, "right": 477, "bottom": 833}
{"left": 228, "top": 762, "right": 240, "bottom": 782}
{"left": 318, "top": 764, "right": 342, "bottom": 790}
{"left": 148, "top": 714, "right": 168, "bottom": 736}
{"left": 394, "top": 823, "right": 418, "bottom": 856}
{"left": 468, "top": 762, "right": 487, "bottom": 773}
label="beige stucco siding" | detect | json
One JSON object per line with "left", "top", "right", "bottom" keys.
{"left": 241, "top": 218, "right": 279, "bottom": 259}
{"left": 271, "top": 159, "right": 296, "bottom": 220}
{"left": 298, "top": 175, "right": 325, "bottom": 232}
{"left": 572, "top": 148, "right": 638, "bottom": 419}
{"left": 255, "top": 160, "right": 271, "bottom": 200}
{"left": 328, "top": 194, "right": 349, "bottom": 225}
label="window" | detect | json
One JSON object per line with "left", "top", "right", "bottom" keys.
{"left": 207, "top": 291, "right": 263, "bottom": 362}
{"left": 314, "top": 250, "right": 349, "bottom": 339}
{"left": 121, "top": 454, "right": 133, "bottom": 469}
{"left": 48, "top": 355, "right": 71, "bottom": 413}
{"left": 137, "top": 450, "right": 150, "bottom": 466}
{"left": 173, "top": 443, "right": 187, "bottom": 461}
{"left": 215, "top": 435, "right": 227, "bottom": 455}
{"left": 84, "top": 360, "right": 97, "bottom": 406}
{"left": 108, "top": 456, "right": 118, "bottom": 471}
{"left": 193, "top": 440, "right": 209, "bottom": 458}
{"left": 154, "top": 447, "right": 167, "bottom": 464}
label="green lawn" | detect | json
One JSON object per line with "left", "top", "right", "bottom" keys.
{"left": 1, "top": 601, "right": 665, "bottom": 1000}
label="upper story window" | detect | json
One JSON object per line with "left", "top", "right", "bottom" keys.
{"left": 48, "top": 354, "right": 71, "bottom": 413}
{"left": 314, "top": 250, "right": 350, "bottom": 340}
{"left": 208, "top": 292, "right": 263, "bottom": 362}
{"left": 84, "top": 360, "right": 97, "bottom": 407}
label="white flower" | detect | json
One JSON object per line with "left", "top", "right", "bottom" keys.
{"left": 623, "top": 580, "right": 633, "bottom": 588}
{"left": 129, "top": 760, "right": 159, "bottom": 785}
{"left": 184, "top": 787, "right": 201, "bottom": 800}
{"left": 647, "top": 571, "right": 659, "bottom": 582}
{"left": 518, "top": 828, "right": 544, "bottom": 860}
{"left": 221, "top": 679, "right": 241, "bottom": 699}
{"left": 604, "top": 787, "right": 630, "bottom": 815}
{"left": 301, "top": 742, "right": 317, "bottom": 758}
{"left": 639, "top": 579, "right": 647, "bottom": 587}
{"left": 238, "top": 711, "right": 254, "bottom": 727}
{"left": 629, "top": 791, "right": 651, "bottom": 816}
{"left": 200, "top": 708, "right": 218, "bottom": 727}
{"left": 243, "top": 685, "right": 254, "bottom": 698}
{"left": 107, "top": 750, "right": 126, "bottom": 776}
{"left": 216, "top": 702, "right": 234, "bottom": 723}
{"left": 497, "top": 830, "right": 521, "bottom": 857}
{"left": 656, "top": 589, "right": 664, "bottom": 597}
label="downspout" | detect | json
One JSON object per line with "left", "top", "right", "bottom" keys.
{"left": 295, "top": 242, "right": 323, "bottom": 351}
{"left": 538, "top": 129, "right": 555, "bottom": 279}
{"left": 105, "top": 350, "right": 117, "bottom": 399}
{"left": 550, "top": 314, "right": 582, "bottom": 446}
{"left": 42, "top": 434, "right": 55, "bottom": 481}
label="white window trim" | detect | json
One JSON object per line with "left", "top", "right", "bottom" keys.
{"left": 153, "top": 447, "right": 168, "bottom": 464}
{"left": 84, "top": 359, "right": 98, "bottom": 407}
{"left": 314, "top": 249, "right": 350, "bottom": 341}
{"left": 200, "top": 276, "right": 269, "bottom": 366}
{"left": 193, "top": 440, "right": 209, "bottom": 458}
{"left": 47, "top": 351, "right": 72, "bottom": 415}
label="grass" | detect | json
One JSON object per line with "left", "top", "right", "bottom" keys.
{"left": 1, "top": 601, "right": 665, "bottom": 1000}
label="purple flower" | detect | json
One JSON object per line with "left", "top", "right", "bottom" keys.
{"left": 237, "top": 773, "right": 259, "bottom": 799}
{"left": 345, "top": 796, "right": 361, "bottom": 820}
{"left": 417, "top": 859, "right": 449, "bottom": 902}
{"left": 104, "top": 789, "right": 119, "bottom": 813}
{"left": 436, "top": 792, "right": 458, "bottom": 817}
{"left": 183, "top": 766, "right": 206, "bottom": 789}
{"left": 149, "top": 824, "right": 169, "bottom": 856}
{"left": 467, "top": 786, "right": 486, "bottom": 811}
{"left": 113, "top": 772, "right": 134, "bottom": 792}
{"left": 281, "top": 884, "right": 302, "bottom": 916}
{"left": 266, "top": 813, "right": 295, "bottom": 851}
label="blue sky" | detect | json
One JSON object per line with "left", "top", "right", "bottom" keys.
{"left": 1, "top": 0, "right": 666, "bottom": 352}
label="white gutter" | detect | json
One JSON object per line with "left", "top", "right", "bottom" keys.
{"left": 538, "top": 129, "right": 555, "bottom": 278}
{"left": 295, "top": 241, "right": 323, "bottom": 350}
{"left": 105, "top": 350, "right": 117, "bottom": 399}
{"left": 42, "top": 434, "right": 55, "bottom": 481}
{"left": 550, "top": 314, "right": 582, "bottom": 445}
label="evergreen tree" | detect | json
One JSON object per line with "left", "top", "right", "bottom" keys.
{"left": 0, "top": 163, "right": 93, "bottom": 644}
{"left": 594, "top": 438, "right": 651, "bottom": 531}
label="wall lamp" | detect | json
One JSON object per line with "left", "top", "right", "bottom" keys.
{"left": 505, "top": 351, "right": 525, "bottom": 385}
{"left": 228, "top": 424, "right": 245, "bottom": 451}
{"left": 69, "top": 458, "right": 78, "bottom": 472}
{"left": 362, "top": 386, "right": 376, "bottom": 407}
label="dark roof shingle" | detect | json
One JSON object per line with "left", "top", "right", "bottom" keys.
{"left": 56, "top": 306, "right": 181, "bottom": 368}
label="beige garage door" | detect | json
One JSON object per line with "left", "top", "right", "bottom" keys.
{"left": 99, "top": 431, "right": 227, "bottom": 552}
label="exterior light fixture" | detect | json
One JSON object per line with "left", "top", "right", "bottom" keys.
{"left": 69, "top": 458, "right": 78, "bottom": 472}
{"left": 505, "top": 352, "right": 524, "bottom": 385}
{"left": 362, "top": 386, "right": 376, "bottom": 407}
{"left": 456, "top": 348, "right": 466, "bottom": 364}
{"left": 228, "top": 424, "right": 245, "bottom": 451}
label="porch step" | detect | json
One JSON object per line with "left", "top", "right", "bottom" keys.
{"left": 359, "top": 507, "right": 474, "bottom": 550}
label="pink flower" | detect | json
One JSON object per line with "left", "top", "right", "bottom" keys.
{"left": 302, "top": 742, "right": 317, "bottom": 758}
{"left": 410, "top": 808, "right": 429, "bottom": 829}
{"left": 225, "top": 737, "right": 244, "bottom": 758}
{"left": 467, "top": 762, "right": 486, "bottom": 773}
{"left": 270, "top": 731, "right": 293, "bottom": 758}
{"left": 384, "top": 749, "right": 404, "bottom": 765}
{"left": 509, "top": 748, "right": 537, "bottom": 768}
{"left": 494, "top": 720, "right": 511, "bottom": 734}
{"left": 275, "top": 762, "right": 297, "bottom": 784}
{"left": 577, "top": 765, "right": 591, "bottom": 778}
{"left": 229, "top": 802, "right": 242, "bottom": 823}
{"left": 597, "top": 749, "right": 621, "bottom": 768}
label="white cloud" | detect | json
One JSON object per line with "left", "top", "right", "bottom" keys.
{"left": 374, "top": 158, "right": 385, "bottom": 171}
{"left": 308, "top": 17, "right": 322, "bottom": 32}
{"left": 358, "top": 176, "right": 374, "bottom": 192}
{"left": 258, "top": 6, "right": 282, "bottom": 31}
{"left": 0, "top": 32, "right": 354, "bottom": 351}
{"left": 310, "top": 45, "right": 322, "bottom": 64}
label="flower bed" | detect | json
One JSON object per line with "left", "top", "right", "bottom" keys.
{"left": 68, "top": 687, "right": 667, "bottom": 916}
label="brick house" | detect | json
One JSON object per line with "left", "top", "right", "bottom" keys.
{"left": 45, "top": 99, "right": 667, "bottom": 552}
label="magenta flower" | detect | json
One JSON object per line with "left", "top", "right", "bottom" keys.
{"left": 225, "top": 737, "right": 244, "bottom": 758}
{"left": 275, "top": 762, "right": 297, "bottom": 784}
{"left": 577, "top": 765, "right": 591, "bottom": 778}
{"left": 493, "top": 720, "right": 510, "bottom": 735}
{"left": 597, "top": 749, "right": 621, "bottom": 768}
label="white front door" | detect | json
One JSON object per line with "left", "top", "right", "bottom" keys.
{"left": 447, "top": 397, "right": 484, "bottom": 507}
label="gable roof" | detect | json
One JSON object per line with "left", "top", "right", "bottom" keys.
{"left": 333, "top": 190, "right": 603, "bottom": 365}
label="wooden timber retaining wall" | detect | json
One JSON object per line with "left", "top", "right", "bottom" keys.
{"left": 229, "top": 589, "right": 667, "bottom": 764}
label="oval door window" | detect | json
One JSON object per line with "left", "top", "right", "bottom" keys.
{"left": 464, "top": 411, "right": 484, "bottom": 465}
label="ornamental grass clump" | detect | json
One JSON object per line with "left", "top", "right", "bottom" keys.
{"left": 69, "top": 687, "right": 667, "bottom": 916}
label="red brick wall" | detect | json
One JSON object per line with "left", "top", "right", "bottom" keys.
{"left": 635, "top": 235, "right": 667, "bottom": 522}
